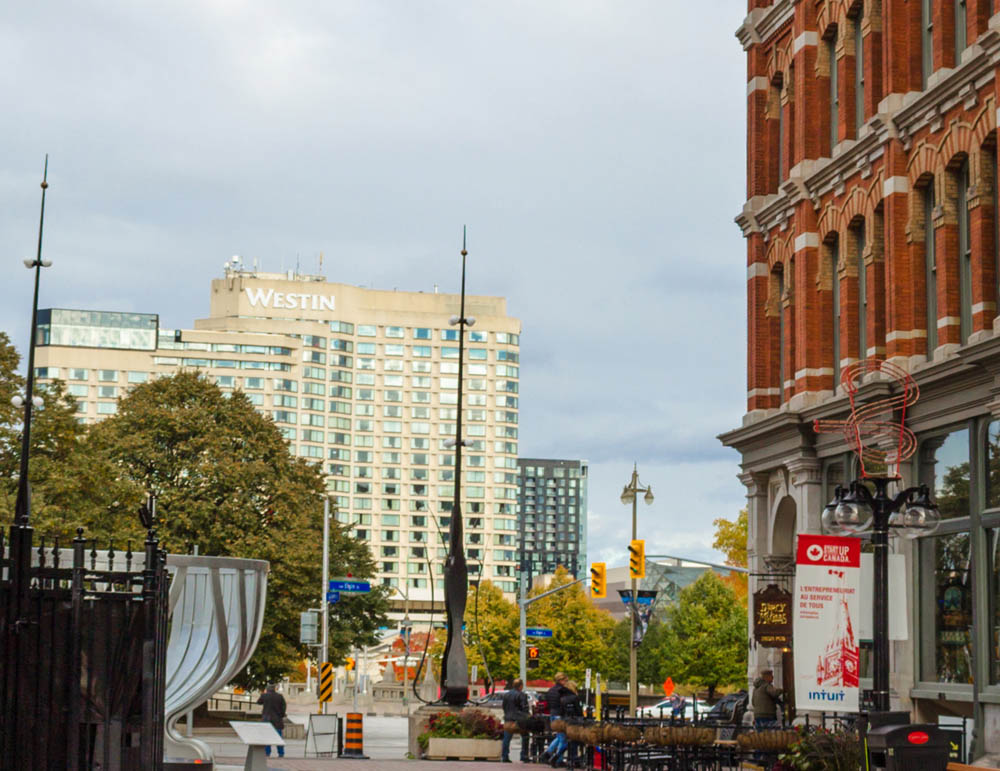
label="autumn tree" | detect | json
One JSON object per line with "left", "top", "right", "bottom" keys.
{"left": 713, "top": 509, "right": 748, "bottom": 605}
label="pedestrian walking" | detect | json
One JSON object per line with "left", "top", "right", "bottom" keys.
{"left": 556, "top": 680, "right": 583, "bottom": 768}
{"left": 751, "top": 669, "right": 782, "bottom": 731}
{"left": 501, "top": 678, "right": 531, "bottom": 764}
{"left": 257, "top": 684, "right": 287, "bottom": 758}
{"left": 539, "top": 673, "right": 570, "bottom": 765}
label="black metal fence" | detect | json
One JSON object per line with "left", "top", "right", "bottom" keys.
{"left": 0, "top": 520, "right": 169, "bottom": 770}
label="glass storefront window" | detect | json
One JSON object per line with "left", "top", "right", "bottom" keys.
{"left": 920, "top": 429, "right": 970, "bottom": 520}
{"left": 921, "top": 532, "right": 973, "bottom": 683}
{"left": 993, "top": 530, "right": 1000, "bottom": 684}
{"left": 986, "top": 422, "right": 1000, "bottom": 509}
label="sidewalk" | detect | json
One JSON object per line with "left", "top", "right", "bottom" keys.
{"left": 215, "top": 760, "right": 527, "bottom": 770}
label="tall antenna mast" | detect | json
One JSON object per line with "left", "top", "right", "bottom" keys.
{"left": 14, "top": 155, "right": 53, "bottom": 525}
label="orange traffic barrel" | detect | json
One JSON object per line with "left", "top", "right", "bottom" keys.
{"left": 342, "top": 712, "right": 368, "bottom": 759}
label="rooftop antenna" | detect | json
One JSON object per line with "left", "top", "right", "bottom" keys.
{"left": 319, "top": 252, "right": 324, "bottom": 275}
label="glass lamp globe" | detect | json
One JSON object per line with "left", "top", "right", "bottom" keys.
{"left": 898, "top": 502, "right": 941, "bottom": 539}
{"left": 821, "top": 502, "right": 846, "bottom": 535}
{"left": 835, "top": 499, "right": 873, "bottom": 534}
{"left": 643, "top": 488, "right": 654, "bottom": 505}
{"left": 620, "top": 488, "right": 635, "bottom": 505}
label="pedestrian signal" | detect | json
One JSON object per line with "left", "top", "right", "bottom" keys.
{"left": 590, "top": 562, "right": 607, "bottom": 599}
{"left": 527, "top": 646, "right": 541, "bottom": 669}
{"left": 629, "top": 539, "right": 645, "bottom": 579}
{"left": 345, "top": 656, "right": 356, "bottom": 671}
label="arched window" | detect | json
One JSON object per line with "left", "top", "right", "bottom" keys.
{"left": 925, "top": 179, "right": 938, "bottom": 356}
{"left": 853, "top": 6, "right": 864, "bottom": 134}
{"left": 778, "top": 268, "right": 786, "bottom": 403}
{"left": 828, "top": 236, "right": 841, "bottom": 385}
{"left": 827, "top": 31, "right": 839, "bottom": 148}
{"left": 956, "top": 0, "right": 967, "bottom": 60}
{"left": 854, "top": 221, "right": 867, "bottom": 357}
{"left": 922, "top": 0, "right": 933, "bottom": 88}
{"left": 958, "top": 158, "right": 972, "bottom": 343}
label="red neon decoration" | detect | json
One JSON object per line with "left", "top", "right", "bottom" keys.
{"left": 813, "top": 358, "right": 919, "bottom": 478}
{"left": 907, "top": 731, "right": 930, "bottom": 745}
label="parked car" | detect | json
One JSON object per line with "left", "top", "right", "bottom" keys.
{"left": 637, "top": 697, "right": 697, "bottom": 721}
{"left": 701, "top": 691, "right": 748, "bottom": 725}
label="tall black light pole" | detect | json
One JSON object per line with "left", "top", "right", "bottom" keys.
{"left": 823, "top": 478, "right": 939, "bottom": 712}
{"left": 13, "top": 155, "right": 52, "bottom": 526}
{"left": 441, "top": 228, "right": 476, "bottom": 706}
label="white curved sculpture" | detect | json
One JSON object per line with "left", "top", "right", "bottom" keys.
{"left": 163, "top": 554, "right": 269, "bottom": 763}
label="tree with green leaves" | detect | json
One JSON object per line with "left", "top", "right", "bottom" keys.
{"left": 82, "top": 371, "right": 390, "bottom": 687}
{"left": 526, "top": 566, "right": 617, "bottom": 682}
{"left": 0, "top": 355, "right": 389, "bottom": 687}
{"left": 651, "top": 571, "right": 747, "bottom": 700}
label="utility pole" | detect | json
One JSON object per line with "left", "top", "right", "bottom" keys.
{"left": 321, "top": 496, "right": 330, "bottom": 714}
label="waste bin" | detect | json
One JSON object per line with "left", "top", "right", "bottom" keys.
{"left": 865, "top": 723, "right": 950, "bottom": 770}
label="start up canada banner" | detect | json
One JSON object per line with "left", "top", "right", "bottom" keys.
{"left": 794, "top": 534, "right": 861, "bottom": 712}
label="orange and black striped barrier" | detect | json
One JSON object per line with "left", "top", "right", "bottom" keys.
{"left": 342, "top": 711, "right": 368, "bottom": 759}
{"left": 319, "top": 662, "right": 333, "bottom": 704}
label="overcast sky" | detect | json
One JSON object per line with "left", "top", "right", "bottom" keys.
{"left": 0, "top": 1, "right": 748, "bottom": 569}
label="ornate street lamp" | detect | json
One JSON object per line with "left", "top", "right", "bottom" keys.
{"left": 815, "top": 359, "right": 939, "bottom": 713}
{"left": 620, "top": 464, "right": 653, "bottom": 715}
{"left": 13, "top": 156, "right": 52, "bottom": 527}
{"left": 441, "top": 229, "right": 477, "bottom": 706}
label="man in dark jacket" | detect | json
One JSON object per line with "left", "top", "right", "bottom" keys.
{"left": 556, "top": 682, "right": 583, "bottom": 768}
{"left": 751, "top": 669, "right": 782, "bottom": 730}
{"left": 257, "top": 684, "right": 287, "bottom": 758}
{"left": 501, "top": 678, "right": 531, "bottom": 763}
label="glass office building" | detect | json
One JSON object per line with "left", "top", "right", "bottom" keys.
{"left": 516, "top": 458, "right": 588, "bottom": 582}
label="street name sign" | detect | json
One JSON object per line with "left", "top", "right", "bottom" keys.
{"left": 329, "top": 579, "right": 371, "bottom": 594}
{"left": 326, "top": 591, "right": 341, "bottom": 603}
{"left": 526, "top": 627, "right": 553, "bottom": 638}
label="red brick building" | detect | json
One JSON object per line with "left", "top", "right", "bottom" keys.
{"left": 722, "top": 0, "right": 1000, "bottom": 758}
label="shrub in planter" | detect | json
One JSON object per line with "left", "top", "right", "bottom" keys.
{"left": 417, "top": 708, "right": 503, "bottom": 752}
{"left": 778, "top": 727, "right": 863, "bottom": 771}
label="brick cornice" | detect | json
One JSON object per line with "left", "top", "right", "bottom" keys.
{"left": 736, "top": 0, "right": 794, "bottom": 51}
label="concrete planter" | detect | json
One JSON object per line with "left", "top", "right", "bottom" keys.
{"left": 426, "top": 736, "right": 502, "bottom": 760}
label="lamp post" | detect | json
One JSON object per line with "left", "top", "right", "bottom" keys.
{"left": 822, "top": 478, "right": 939, "bottom": 712}
{"left": 390, "top": 585, "right": 412, "bottom": 710}
{"left": 620, "top": 464, "right": 653, "bottom": 715}
{"left": 441, "top": 229, "right": 477, "bottom": 706}
{"left": 13, "top": 156, "right": 52, "bottom": 526}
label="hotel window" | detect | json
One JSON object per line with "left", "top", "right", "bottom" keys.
{"left": 384, "top": 375, "right": 404, "bottom": 387}
{"left": 330, "top": 338, "right": 353, "bottom": 352}
{"left": 922, "top": 0, "right": 933, "bottom": 87}
{"left": 958, "top": 159, "right": 972, "bottom": 344}
{"left": 68, "top": 368, "right": 88, "bottom": 380}
{"left": 925, "top": 180, "right": 938, "bottom": 356}
{"left": 358, "top": 325, "right": 376, "bottom": 337}
{"left": 302, "top": 397, "right": 324, "bottom": 411}
{"left": 303, "top": 381, "right": 325, "bottom": 395}
{"left": 97, "top": 402, "right": 118, "bottom": 415}
{"left": 67, "top": 384, "right": 88, "bottom": 397}
{"left": 441, "top": 329, "right": 458, "bottom": 341}
{"left": 413, "top": 328, "right": 431, "bottom": 340}
{"left": 246, "top": 393, "right": 263, "bottom": 406}
{"left": 127, "top": 371, "right": 148, "bottom": 384}
{"left": 273, "top": 394, "right": 297, "bottom": 408}
{"left": 216, "top": 376, "right": 235, "bottom": 388}
{"left": 329, "top": 432, "right": 350, "bottom": 446}
{"left": 329, "top": 321, "right": 354, "bottom": 334}
{"left": 854, "top": 9, "right": 864, "bottom": 133}
{"left": 384, "top": 359, "right": 403, "bottom": 372}
{"left": 828, "top": 34, "right": 838, "bottom": 149}
{"left": 98, "top": 370, "right": 118, "bottom": 382}
{"left": 413, "top": 392, "right": 431, "bottom": 403}
{"left": 385, "top": 326, "right": 404, "bottom": 338}
{"left": 357, "top": 359, "right": 375, "bottom": 371}
{"left": 98, "top": 385, "right": 119, "bottom": 398}
{"left": 413, "top": 346, "right": 431, "bottom": 358}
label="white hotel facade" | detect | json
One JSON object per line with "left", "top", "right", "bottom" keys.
{"left": 33, "top": 267, "right": 523, "bottom": 615}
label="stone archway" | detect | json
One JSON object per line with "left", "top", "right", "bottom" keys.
{"left": 771, "top": 495, "right": 797, "bottom": 557}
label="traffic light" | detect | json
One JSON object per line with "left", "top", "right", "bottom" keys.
{"left": 629, "top": 539, "right": 645, "bottom": 579}
{"left": 345, "top": 656, "right": 356, "bottom": 671}
{"left": 590, "top": 562, "right": 607, "bottom": 599}
{"left": 527, "top": 646, "right": 541, "bottom": 670}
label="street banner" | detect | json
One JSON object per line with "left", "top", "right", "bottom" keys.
{"left": 794, "top": 534, "right": 860, "bottom": 712}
